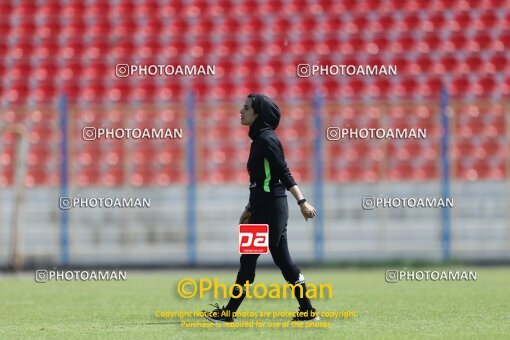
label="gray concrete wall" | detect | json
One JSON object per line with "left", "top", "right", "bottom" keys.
{"left": 1, "top": 181, "right": 509, "bottom": 267}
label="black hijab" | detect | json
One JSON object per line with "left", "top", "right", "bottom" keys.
{"left": 247, "top": 94, "right": 281, "bottom": 139}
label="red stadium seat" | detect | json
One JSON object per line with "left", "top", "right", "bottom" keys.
{"left": 323, "top": 15, "right": 344, "bottom": 33}
{"left": 333, "top": 162, "right": 365, "bottom": 182}
{"left": 84, "top": 39, "right": 110, "bottom": 60}
{"left": 272, "top": 16, "right": 292, "bottom": 32}
{"left": 80, "top": 81, "right": 106, "bottom": 102}
{"left": 396, "top": 78, "right": 419, "bottom": 97}
{"left": 484, "top": 116, "right": 506, "bottom": 136}
{"left": 108, "top": 82, "right": 132, "bottom": 102}
{"left": 368, "top": 34, "right": 391, "bottom": 53}
{"left": 163, "top": 18, "right": 188, "bottom": 38}
{"left": 58, "top": 39, "right": 85, "bottom": 61}
{"left": 76, "top": 166, "right": 101, "bottom": 186}
{"left": 419, "top": 33, "right": 444, "bottom": 53}
{"left": 471, "top": 32, "right": 495, "bottom": 52}
{"left": 410, "top": 55, "right": 434, "bottom": 74}
{"left": 0, "top": 167, "right": 14, "bottom": 188}
{"left": 401, "top": 0, "right": 434, "bottom": 11}
{"left": 83, "top": 61, "right": 109, "bottom": 81}
{"left": 86, "top": 1, "right": 110, "bottom": 17}
{"left": 495, "top": 31, "right": 510, "bottom": 51}
{"left": 295, "top": 16, "right": 318, "bottom": 33}
{"left": 374, "top": 13, "right": 396, "bottom": 32}
{"left": 239, "top": 17, "right": 264, "bottom": 35}
{"left": 0, "top": 2, "right": 13, "bottom": 17}
{"left": 102, "top": 166, "right": 124, "bottom": 186}
{"left": 290, "top": 163, "right": 311, "bottom": 183}
{"left": 61, "top": 1, "right": 86, "bottom": 18}
{"left": 4, "top": 109, "right": 29, "bottom": 124}
{"left": 502, "top": 11, "right": 510, "bottom": 30}
{"left": 25, "top": 167, "right": 50, "bottom": 187}
{"left": 401, "top": 12, "right": 423, "bottom": 31}
{"left": 453, "top": 138, "right": 476, "bottom": 158}
{"left": 349, "top": 14, "right": 370, "bottom": 33}
{"left": 1, "top": 0, "right": 508, "bottom": 188}
{"left": 33, "top": 84, "right": 57, "bottom": 103}
{"left": 450, "top": 11, "right": 474, "bottom": 31}
{"left": 131, "top": 167, "right": 156, "bottom": 186}
{"left": 344, "top": 79, "right": 366, "bottom": 98}
{"left": 476, "top": 10, "right": 499, "bottom": 30}
{"left": 320, "top": 78, "right": 341, "bottom": 97}
{"left": 315, "top": 0, "right": 344, "bottom": 14}
{"left": 158, "top": 82, "right": 183, "bottom": 101}
{"left": 8, "top": 60, "right": 32, "bottom": 80}
{"left": 133, "top": 80, "right": 158, "bottom": 102}
{"left": 157, "top": 164, "right": 185, "bottom": 185}
{"left": 480, "top": 136, "right": 508, "bottom": 160}
{"left": 471, "top": 160, "right": 492, "bottom": 179}
{"left": 416, "top": 160, "right": 438, "bottom": 180}
{"left": 461, "top": 54, "right": 485, "bottom": 73}
{"left": 5, "top": 82, "right": 30, "bottom": 104}
{"left": 288, "top": 36, "right": 318, "bottom": 56}
{"left": 0, "top": 22, "right": 10, "bottom": 38}
{"left": 425, "top": 11, "right": 448, "bottom": 30}
{"left": 487, "top": 53, "right": 508, "bottom": 73}
{"left": 503, "top": 76, "right": 510, "bottom": 95}
{"left": 445, "top": 33, "right": 470, "bottom": 52}
{"left": 388, "top": 160, "right": 414, "bottom": 181}
{"left": 159, "top": 1, "right": 185, "bottom": 17}
{"left": 141, "top": 19, "right": 164, "bottom": 39}
{"left": 420, "top": 77, "right": 444, "bottom": 97}
{"left": 114, "top": 1, "right": 137, "bottom": 19}
{"left": 435, "top": 55, "right": 461, "bottom": 74}
{"left": 370, "top": 78, "right": 393, "bottom": 98}
{"left": 387, "top": 142, "right": 413, "bottom": 161}
{"left": 475, "top": 76, "right": 497, "bottom": 96}
{"left": 7, "top": 40, "right": 33, "bottom": 60}
{"left": 110, "top": 40, "right": 137, "bottom": 60}
{"left": 27, "top": 145, "right": 50, "bottom": 167}
{"left": 61, "top": 19, "right": 86, "bottom": 38}
{"left": 450, "top": 76, "right": 472, "bottom": 96}
{"left": 132, "top": 144, "right": 157, "bottom": 165}
{"left": 488, "top": 160, "right": 506, "bottom": 179}
{"left": 213, "top": 38, "right": 238, "bottom": 57}
{"left": 389, "top": 34, "right": 415, "bottom": 53}
{"left": 33, "top": 61, "right": 58, "bottom": 83}
{"left": 36, "top": 21, "right": 61, "bottom": 40}
{"left": 60, "top": 82, "right": 80, "bottom": 101}
{"left": 12, "top": 20, "right": 37, "bottom": 37}
{"left": 422, "top": 142, "right": 439, "bottom": 160}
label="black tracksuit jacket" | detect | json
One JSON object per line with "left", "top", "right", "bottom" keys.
{"left": 246, "top": 94, "right": 297, "bottom": 202}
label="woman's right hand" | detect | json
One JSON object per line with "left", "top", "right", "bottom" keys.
{"left": 239, "top": 209, "right": 252, "bottom": 224}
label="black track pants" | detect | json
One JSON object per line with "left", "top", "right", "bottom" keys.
{"left": 236, "top": 196, "right": 301, "bottom": 286}
{"left": 225, "top": 196, "right": 313, "bottom": 313}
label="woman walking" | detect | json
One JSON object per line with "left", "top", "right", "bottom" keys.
{"left": 204, "top": 94, "right": 319, "bottom": 323}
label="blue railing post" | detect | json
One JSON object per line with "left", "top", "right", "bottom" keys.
{"left": 440, "top": 88, "right": 451, "bottom": 260}
{"left": 186, "top": 91, "right": 197, "bottom": 265}
{"left": 312, "top": 93, "right": 324, "bottom": 261}
{"left": 59, "top": 94, "right": 69, "bottom": 265}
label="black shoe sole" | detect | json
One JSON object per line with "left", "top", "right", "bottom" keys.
{"left": 292, "top": 316, "right": 321, "bottom": 322}
{"left": 202, "top": 312, "right": 233, "bottom": 323}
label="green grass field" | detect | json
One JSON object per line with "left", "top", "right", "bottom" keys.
{"left": 1, "top": 267, "right": 509, "bottom": 339}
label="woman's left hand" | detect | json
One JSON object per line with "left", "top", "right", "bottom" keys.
{"left": 299, "top": 202, "right": 317, "bottom": 221}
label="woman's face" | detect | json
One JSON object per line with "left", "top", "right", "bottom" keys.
{"left": 240, "top": 97, "right": 258, "bottom": 126}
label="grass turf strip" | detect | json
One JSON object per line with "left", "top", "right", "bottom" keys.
{"left": 0, "top": 267, "right": 509, "bottom": 339}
